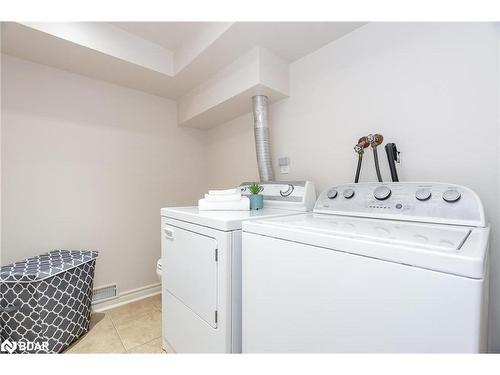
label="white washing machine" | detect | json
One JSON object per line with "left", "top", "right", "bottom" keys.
{"left": 242, "top": 182, "right": 490, "bottom": 353}
{"left": 160, "top": 181, "right": 316, "bottom": 353}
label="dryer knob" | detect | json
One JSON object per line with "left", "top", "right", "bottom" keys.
{"left": 442, "top": 189, "right": 461, "bottom": 203}
{"left": 280, "top": 184, "right": 294, "bottom": 197}
{"left": 415, "top": 188, "right": 432, "bottom": 201}
{"left": 343, "top": 188, "right": 355, "bottom": 199}
{"left": 374, "top": 186, "right": 391, "bottom": 200}
{"left": 327, "top": 189, "right": 338, "bottom": 199}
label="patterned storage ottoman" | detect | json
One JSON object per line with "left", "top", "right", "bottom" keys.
{"left": 0, "top": 250, "right": 98, "bottom": 354}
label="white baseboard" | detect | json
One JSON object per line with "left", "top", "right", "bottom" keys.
{"left": 92, "top": 282, "right": 161, "bottom": 312}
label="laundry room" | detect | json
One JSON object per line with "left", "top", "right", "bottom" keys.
{"left": 1, "top": 2, "right": 500, "bottom": 368}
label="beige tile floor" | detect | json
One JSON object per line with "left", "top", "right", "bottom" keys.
{"left": 66, "top": 294, "right": 164, "bottom": 354}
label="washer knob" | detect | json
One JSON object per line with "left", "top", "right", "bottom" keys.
{"left": 327, "top": 188, "right": 338, "bottom": 199}
{"left": 442, "top": 189, "right": 461, "bottom": 203}
{"left": 343, "top": 188, "right": 355, "bottom": 199}
{"left": 374, "top": 186, "right": 391, "bottom": 200}
{"left": 415, "top": 188, "right": 432, "bottom": 201}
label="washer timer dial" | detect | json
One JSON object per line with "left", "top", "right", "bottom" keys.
{"left": 373, "top": 186, "right": 391, "bottom": 200}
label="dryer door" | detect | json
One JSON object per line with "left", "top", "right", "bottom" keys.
{"left": 163, "top": 225, "right": 218, "bottom": 327}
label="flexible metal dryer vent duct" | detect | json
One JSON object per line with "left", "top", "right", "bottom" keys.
{"left": 252, "top": 95, "right": 275, "bottom": 181}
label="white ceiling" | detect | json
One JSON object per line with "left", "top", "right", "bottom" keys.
{"left": 231, "top": 22, "right": 366, "bottom": 62}
{"left": 1, "top": 21, "right": 367, "bottom": 128}
{"left": 110, "top": 22, "right": 365, "bottom": 62}
{"left": 111, "top": 22, "right": 213, "bottom": 52}
{"left": 1, "top": 21, "right": 366, "bottom": 99}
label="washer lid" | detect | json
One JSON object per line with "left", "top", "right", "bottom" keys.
{"left": 268, "top": 214, "right": 472, "bottom": 251}
{"left": 243, "top": 213, "right": 489, "bottom": 279}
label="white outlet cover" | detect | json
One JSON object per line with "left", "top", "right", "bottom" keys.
{"left": 280, "top": 165, "right": 290, "bottom": 174}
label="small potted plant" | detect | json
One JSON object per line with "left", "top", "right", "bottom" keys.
{"left": 248, "top": 182, "right": 264, "bottom": 210}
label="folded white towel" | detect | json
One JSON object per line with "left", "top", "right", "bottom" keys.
{"left": 199, "top": 196, "right": 250, "bottom": 211}
{"left": 208, "top": 188, "right": 238, "bottom": 196}
{"left": 204, "top": 193, "right": 242, "bottom": 202}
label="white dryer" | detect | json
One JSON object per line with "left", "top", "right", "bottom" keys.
{"left": 242, "top": 182, "right": 490, "bottom": 353}
{"left": 160, "top": 181, "right": 316, "bottom": 353}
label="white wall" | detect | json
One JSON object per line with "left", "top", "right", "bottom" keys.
{"left": 1, "top": 55, "right": 208, "bottom": 293}
{"left": 207, "top": 112, "right": 259, "bottom": 188}
{"left": 206, "top": 23, "right": 500, "bottom": 351}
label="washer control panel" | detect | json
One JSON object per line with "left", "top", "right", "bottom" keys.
{"left": 315, "top": 182, "right": 485, "bottom": 227}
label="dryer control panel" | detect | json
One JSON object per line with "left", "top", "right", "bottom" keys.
{"left": 314, "top": 182, "right": 485, "bottom": 227}
{"left": 240, "top": 181, "right": 316, "bottom": 212}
